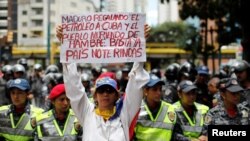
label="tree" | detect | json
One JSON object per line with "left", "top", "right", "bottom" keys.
{"left": 147, "top": 22, "right": 201, "bottom": 62}
{"left": 239, "top": 0, "right": 250, "bottom": 63}
{"left": 161, "top": 0, "right": 250, "bottom": 63}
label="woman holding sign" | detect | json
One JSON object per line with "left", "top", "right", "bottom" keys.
{"left": 56, "top": 24, "right": 150, "bottom": 141}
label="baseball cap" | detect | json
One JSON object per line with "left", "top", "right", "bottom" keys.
{"left": 197, "top": 66, "right": 209, "bottom": 75}
{"left": 146, "top": 74, "right": 164, "bottom": 87}
{"left": 96, "top": 77, "right": 118, "bottom": 91}
{"left": 8, "top": 78, "right": 30, "bottom": 91}
{"left": 98, "top": 72, "right": 116, "bottom": 80}
{"left": 224, "top": 78, "right": 244, "bottom": 93}
{"left": 178, "top": 80, "right": 197, "bottom": 93}
{"left": 49, "top": 84, "right": 65, "bottom": 100}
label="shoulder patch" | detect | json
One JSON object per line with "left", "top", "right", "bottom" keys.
{"left": 167, "top": 111, "right": 176, "bottom": 122}
{"left": 165, "top": 89, "right": 171, "bottom": 96}
{"left": 74, "top": 122, "right": 81, "bottom": 131}
{"left": 204, "top": 115, "right": 212, "bottom": 124}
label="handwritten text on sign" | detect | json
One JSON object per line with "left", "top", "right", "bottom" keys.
{"left": 60, "top": 13, "right": 146, "bottom": 63}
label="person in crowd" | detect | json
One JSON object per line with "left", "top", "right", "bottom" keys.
{"left": 56, "top": 24, "right": 151, "bottom": 141}
{"left": 133, "top": 74, "right": 176, "bottom": 141}
{"left": 42, "top": 72, "right": 64, "bottom": 111}
{"left": 45, "top": 64, "right": 60, "bottom": 75}
{"left": 194, "top": 65, "right": 213, "bottom": 108}
{"left": 151, "top": 68, "right": 162, "bottom": 79}
{"left": 207, "top": 77, "right": 221, "bottom": 107}
{"left": 1, "top": 64, "right": 13, "bottom": 81}
{"left": 81, "top": 72, "right": 92, "bottom": 98}
{"left": 13, "top": 64, "right": 26, "bottom": 79}
{"left": 0, "top": 64, "right": 13, "bottom": 106}
{"left": 177, "top": 62, "right": 197, "bottom": 83}
{"left": 0, "top": 78, "right": 44, "bottom": 140}
{"left": 34, "top": 84, "right": 82, "bottom": 141}
{"left": 200, "top": 78, "right": 249, "bottom": 140}
{"left": 163, "top": 63, "right": 180, "bottom": 104}
{"left": 230, "top": 60, "right": 250, "bottom": 107}
{"left": 17, "top": 58, "right": 29, "bottom": 71}
{"left": 119, "top": 65, "right": 131, "bottom": 94}
{"left": 30, "top": 63, "right": 45, "bottom": 108}
{"left": 91, "top": 66, "right": 102, "bottom": 83}
{"left": 173, "top": 80, "right": 209, "bottom": 141}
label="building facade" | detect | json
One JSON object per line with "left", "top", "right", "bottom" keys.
{"left": 17, "top": 0, "right": 96, "bottom": 47}
{"left": 0, "top": 0, "right": 8, "bottom": 38}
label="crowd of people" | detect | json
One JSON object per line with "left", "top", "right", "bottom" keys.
{"left": 0, "top": 25, "right": 249, "bottom": 141}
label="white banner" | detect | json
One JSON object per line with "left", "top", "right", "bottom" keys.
{"left": 60, "top": 12, "right": 146, "bottom": 63}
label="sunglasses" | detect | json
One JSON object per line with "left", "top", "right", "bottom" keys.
{"left": 96, "top": 86, "right": 116, "bottom": 94}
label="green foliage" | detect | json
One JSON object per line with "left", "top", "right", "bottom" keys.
{"left": 148, "top": 21, "right": 201, "bottom": 59}
{"left": 178, "top": 0, "right": 242, "bottom": 45}
{"left": 148, "top": 22, "right": 186, "bottom": 42}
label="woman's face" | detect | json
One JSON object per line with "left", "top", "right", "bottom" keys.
{"left": 52, "top": 94, "right": 70, "bottom": 114}
{"left": 145, "top": 84, "right": 162, "bottom": 103}
{"left": 10, "top": 88, "right": 28, "bottom": 108}
{"left": 95, "top": 85, "right": 119, "bottom": 110}
{"left": 179, "top": 90, "right": 197, "bottom": 106}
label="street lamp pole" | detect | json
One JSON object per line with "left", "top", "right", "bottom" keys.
{"left": 100, "top": 0, "right": 104, "bottom": 12}
{"left": 47, "top": 0, "right": 51, "bottom": 65}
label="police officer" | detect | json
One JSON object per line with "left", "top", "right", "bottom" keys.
{"left": 35, "top": 84, "right": 82, "bottom": 141}
{"left": 134, "top": 74, "right": 176, "bottom": 141}
{"left": 81, "top": 72, "right": 92, "bottom": 98}
{"left": 230, "top": 60, "right": 250, "bottom": 107}
{"left": 0, "top": 78, "right": 44, "bottom": 140}
{"left": 173, "top": 80, "right": 209, "bottom": 141}
{"left": 194, "top": 65, "right": 213, "bottom": 108}
{"left": 201, "top": 78, "right": 249, "bottom": 138}
{"left": 119, "top": 65, "right": 131, "bottom": 94}
{"left": 30, "top": 63, "right": 45, "bottom": 108}
{"left": 151, "top": 68, "right": 162, "bottom": 79}
{"left": 17, "top": 58, "right": 28, "bottom": 71}
{"left": 42, "top": 72, "right": 64, "bottom": 111}
{"left": 0, "top": 65, "right": 13, "bottom": 106}
{"left": 178, "top": 62, "right": 197, "bottom": 83}
{"left": 1, "top": 64, "right": 13, "bottom": 81}
{"left": 45, "top": 64, "right": 59, "bottom": 75}
{"left": 163, "top": 63, "right": 180, "bottom": 104}
{"left": 207, "top": 77, "right": 221, "bottom": 107}
{"left": 13, "top": 64, "right": 26, "bottom": 79}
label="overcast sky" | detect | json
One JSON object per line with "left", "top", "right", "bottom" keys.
{"left": 147, "top": 0, "right": 158, "bottom": 26}
{"left": 92, "top": 0, "right": 100, "bottom": 8}
{"left": 90, "top": 0, "right": 158, "bottom": 26}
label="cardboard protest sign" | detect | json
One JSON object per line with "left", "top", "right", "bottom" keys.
{"left": 60, "top": 12, "right": 146, "bottom": 63}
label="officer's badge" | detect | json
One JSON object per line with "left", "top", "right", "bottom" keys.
{"left": 74, "top": 122, "right": 81, "bottom": 131}
{"left": 30, "top": 118, "right": 36, "bottom": 128}
{"left": 168, "top": 111, "right": 176, "bottom": 122}
{"left": 204, "top": 115, "right": 212, "bottom": 124}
